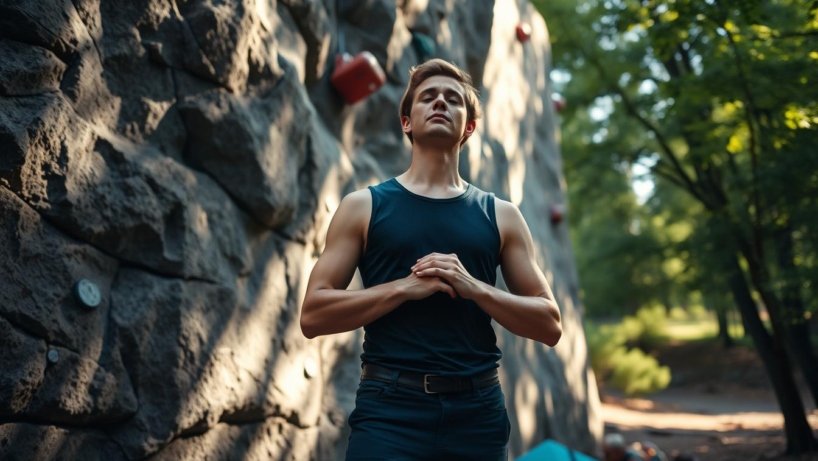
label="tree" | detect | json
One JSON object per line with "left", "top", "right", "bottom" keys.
{"left": 562, "top": 103, "right": 671, "bottom": 317}
{"left": 534, "top": 0, "right": 818, "bottom": 452}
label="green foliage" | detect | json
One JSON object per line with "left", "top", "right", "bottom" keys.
{"left": 609, "top": 348, "right": 672, "bottom": 396}
{"left": 586, "top": 323, "right": 622, "bottom": 373}
{"left": 559, "top": 87, "right": 675, "bottom": 316}
{"left": 532, "top": 0, "right": 818, "bottom": 324}
{"left": 586, "top": 307, "right": 672, "bottom": 395}
{"left": 686, "top": 304, "right": 710, "bottom": 321}
{"left": 668, "top": 306, "right": 689, "bottom": 321}
{"left": 634, "top": 305, "right": 670, "bottom": 349}
{"left": 534, "top": 3, "right": 818, "bottom": 445}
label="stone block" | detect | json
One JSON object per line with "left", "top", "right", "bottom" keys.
{"left": 0, "top": 41, "right": 66, "bottom": 96}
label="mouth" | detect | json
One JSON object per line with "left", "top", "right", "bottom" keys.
{"left": 428, "top": 114, "right": 450, "bottom": 122}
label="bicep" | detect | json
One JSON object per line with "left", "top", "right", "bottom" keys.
{"left": 497, "top": 202, "right": 551, "bottom": 297}
{"left": 305, "top": 191, "right": 369, "bottom": 292}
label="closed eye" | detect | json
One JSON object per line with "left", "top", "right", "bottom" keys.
{"left": 418, "top": 88, "right": 464, "bottom": 105}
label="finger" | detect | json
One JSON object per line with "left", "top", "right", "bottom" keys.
{"left": 413, "top": 260, "right": 442, "bottom": 272}
{"left": 416, "top": 256, "right": 461, "bottom": 271}
{"left": 415, "top": 267, "right": 436, "bottom": 277}
{"left": 415, "top": 267, "right": 448, "bottom": 278}
{"left": 445, "top": 253, "right": 463, "bottom": 267}
{"left": 412, "top": 257, "right": 431, "bottom": 270}
{"left": 416, "top": 254, "right": 463, "bottom": 273}
{"left": 414, "top": 267, "right": 438, "bottom": 277}
{"left": 418, "top": 267, "right": 455, "bottom": 282}
{"left": 437, "top": 280, "right": 456, "bottom": 298}
{"left": 415, "top": 252, "right": 444, "bottom": 265}
{"left": 418, "top": 253, "right": 458, "bottom": 269}
{"left": 412, "top": 259, "right": 440, "bottom": 272}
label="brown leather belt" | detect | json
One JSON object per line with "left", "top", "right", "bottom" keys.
{"left": 361, "top": 363, "right": 499, "bottom": 394}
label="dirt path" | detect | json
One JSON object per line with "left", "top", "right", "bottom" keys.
{"left": 602, "top": 390, "right": 818, "bottom": 460}
{"left": 599, "top": 340, "right": 818, "bottom": 460}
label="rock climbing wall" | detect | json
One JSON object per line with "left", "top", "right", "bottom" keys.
{"left": 0, "top": 0, "right": 602, "bottom": 459}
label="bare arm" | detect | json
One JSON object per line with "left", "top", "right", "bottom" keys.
{"left": 412, "top": 198, "right": 562, "bottom": 346}
{"left": 489, "top": 199, "right": 562, "bottom": 345}
{"left": 300, "top": 189, "right": 455, "bottom": 339}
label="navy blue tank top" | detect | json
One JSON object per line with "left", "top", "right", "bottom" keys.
{"left": 358, "top": 178, "right": 502, "bottom": 376}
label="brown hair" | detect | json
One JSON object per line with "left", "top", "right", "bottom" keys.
{"left": 399, "top": 59, "right": 482, "bottom": 143}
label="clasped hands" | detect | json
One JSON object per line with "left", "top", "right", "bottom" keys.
{"left": 403, "top": 252, "right": 483, "bottom": 300}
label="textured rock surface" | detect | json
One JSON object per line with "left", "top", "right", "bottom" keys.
{"left": 0, "top": 0, "right": 602, "bottom": 459}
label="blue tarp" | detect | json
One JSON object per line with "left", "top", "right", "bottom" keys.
{"left": 517, "top": 439, "right": 598, "bottom": 461}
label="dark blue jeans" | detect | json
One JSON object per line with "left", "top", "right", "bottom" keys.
{"left": 345, "top": 375, "right": 510, "bottom": 460}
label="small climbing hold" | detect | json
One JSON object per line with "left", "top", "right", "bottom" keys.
{"left": 550, "top": 204, "right": 566, "bottom": 225}
{"left": 516, "top": 23, "right": 532, "bottom": 43}
{"left": 552, "top": 94, "right": 567, "bottom": 113}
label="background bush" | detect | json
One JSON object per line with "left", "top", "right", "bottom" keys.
{"left": 587, "top": 307, "right": 672, "bottom": 395}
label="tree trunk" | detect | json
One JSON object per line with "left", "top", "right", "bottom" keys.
{"left": 774, "top": 225, "right": 818, "bottom": 408}
{"left": 715, "top": 307, "right": 733, "bottom": 349}
{"left": 704, "top": 289, "right": 733, "bottom": 348}
{"left": 725, "top": 256, "right": 817, "bottom": 453}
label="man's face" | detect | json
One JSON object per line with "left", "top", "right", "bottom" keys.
{"left": 402, "top": 75, "right": 476, "bottom": 147}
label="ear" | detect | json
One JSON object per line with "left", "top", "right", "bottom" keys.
{"left": 400, "top": 115, "right": 412, "bottom": 134}
{"left": 462, "top": 119, "right": 477, "bottom": 140}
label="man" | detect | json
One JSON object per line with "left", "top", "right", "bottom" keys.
{"left": 300, "top": 58, "right": 562, "bottom": 460}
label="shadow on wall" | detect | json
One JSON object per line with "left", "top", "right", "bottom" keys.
{"left": 0, "top": 0, "right": 350, "bottom": 458}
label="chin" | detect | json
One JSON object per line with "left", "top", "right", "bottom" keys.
{"left": 421, "top": 128, "right": 457, "bottom": 139}
{"left": 418, "top": 136, "right": 462, "bottom": 150}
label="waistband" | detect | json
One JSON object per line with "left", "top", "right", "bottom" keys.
{"left": 361, "top": 363, "right": 499, "bottom": 394}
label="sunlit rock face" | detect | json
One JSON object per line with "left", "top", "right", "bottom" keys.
{"left": 0, "top": 0, "right": 601, "bottom": 458}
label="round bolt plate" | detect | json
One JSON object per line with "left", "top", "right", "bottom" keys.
{"left": 47, "top": 348, "right": 60, "bottom": 364}
{"left": 73, "top": 279, "right": 101, "bottom": 309}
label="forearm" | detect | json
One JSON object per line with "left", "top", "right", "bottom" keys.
{"left": 300, "top": 281, "right": 406, "bottom": 339}
{"left": 472, "top": 283, "right": 562, "bottom": 346}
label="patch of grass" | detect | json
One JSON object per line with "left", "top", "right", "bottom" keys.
{"left": 663, "top": 319, "right": 718, "bottom": 342}
{"left": 662, "top": 313, "right": 745, "bottom": 343}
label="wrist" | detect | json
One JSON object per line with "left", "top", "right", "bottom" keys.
{"left": 467, "top": 279, "right": 492, "bottom": 302}
{"left": 388, "top": 278, "right": 410, "bottom": 304}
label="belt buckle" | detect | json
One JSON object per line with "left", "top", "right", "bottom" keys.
{"left": 423, "top": 374, "right": 438, "bottom": 394}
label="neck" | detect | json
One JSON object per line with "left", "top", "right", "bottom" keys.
{"left": 398, "top": 142, "right": 466, "bottom": 197}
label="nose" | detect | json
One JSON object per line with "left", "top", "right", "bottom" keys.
{"left": 432, "top": 93, "right": 447, "bottom": 109}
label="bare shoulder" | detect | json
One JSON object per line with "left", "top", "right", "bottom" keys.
{"left": 493, "top": 197, "right": 532, "bottom": 250}
{"left": 340, "top": 188, "right": 372, "bottom": 214}
{"left": 493, "top": 196, "right": 528, "bottom": 230}
{"left": 493, "top": 196, "right": 524, "bottom": 222}
{"left": 326, "top": 187, "right": 372, "bottom": 245}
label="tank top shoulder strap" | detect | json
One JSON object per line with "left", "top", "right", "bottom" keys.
{"left": 366, "top": 179, "right": 397, "bottom": 234}
{"left": 367, "top": 181, "right": 389, "bottom": 216}
{"left": 469, "top": 186, "right": 500, "bottom": 241}
{"left": 366, "top": 183, "right": 381, "bottom": 215}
